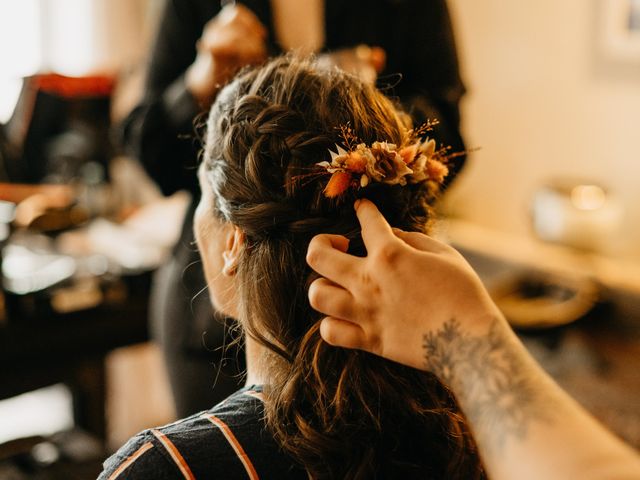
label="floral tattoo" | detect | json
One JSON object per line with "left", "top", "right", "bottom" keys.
{"left": 423, "top": 318, "right": 556, "bottom": 455}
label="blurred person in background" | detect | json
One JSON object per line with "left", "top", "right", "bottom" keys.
{"left": 121, "top": 0, "right": 465, "bottom": 417}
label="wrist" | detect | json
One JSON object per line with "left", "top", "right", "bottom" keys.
{"left": 162, "top": 76, "right": 201, "bottom": 132}
{"left": 422, "top": 310, "right": 510, "bottom": 387}
{"left": 185, "top": 53, "right": 221, "bottom": 108}
{"left": 454, "top": 285, "right": 504, "bottom": 334}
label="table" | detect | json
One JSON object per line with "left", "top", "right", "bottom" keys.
{"left": 0, "top": 274, "right": 150, "bottom": 440}
{"left": 457, "top": 242, "right": 640, "bottom": 449}
{"left": 520, "top": 313, "right": 640, "bottom": 449}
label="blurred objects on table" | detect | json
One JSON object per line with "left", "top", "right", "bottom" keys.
{"left": 0, "top": 186, "right": 188, "bottom": 319}
{"left": 489, "top": 270, "right": 600, "bottom": 330}
{"left": 441, "top": 217, "right": 640, "bottom": 449}
{"left": 0, "top": 182, "right": 185, "bottom": 459}
{"left": 531, "top": 178, "right": 624, "bottom": 255}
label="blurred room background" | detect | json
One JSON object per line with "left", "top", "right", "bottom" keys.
{"left": 0, "top": 0, "right": 638, "bottom": 478}
{"left": 446, "top": 0, "right": 640, "bottom": 261}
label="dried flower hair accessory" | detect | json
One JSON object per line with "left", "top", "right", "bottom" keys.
{"left": 316, "top": 122, "right": 454, "bottom": 198}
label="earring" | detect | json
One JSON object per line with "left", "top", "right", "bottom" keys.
{"left": 222, "top": 252, "right": 237, "bottom": 276}
{"left": 222, "top": 264, "right": 237, "bottom": 276}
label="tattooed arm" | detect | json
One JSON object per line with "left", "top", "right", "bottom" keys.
{"left": 306, "top": 199, "right": 640, "bottom": 480}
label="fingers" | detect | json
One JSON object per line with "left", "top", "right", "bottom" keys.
{"left": 391, "top": 228, "right": 448, "bottom": 253}
{"left": 202, "top": 27, "right": 265, "bottom": 56}
{"left": 320, "top": 234, "right": 350, "bottom": 253}
{"left": 223, "top": 4, "right": 267, "bottom": 39}
{"left": 306, "top": 234, "right": 360, "bottom": 286}
{"left": 213, "top": 33, "right": 266, "bottom": 63}
{"left": 354, "top": 199, "right": 396, "bottom": 252}
{"left": 320, "top": 317, "right": 366, "bottom": 350}
{"left": 202, "top": 5, "right": 267, "bottom": 52}
{"left": 308, "top": 278, "right": 355, "bottom": 320}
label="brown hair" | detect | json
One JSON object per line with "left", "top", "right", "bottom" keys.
{"left": 202, "top": 56, "right": 483, "bottom": 479}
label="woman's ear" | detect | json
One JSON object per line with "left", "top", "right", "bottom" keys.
{"left": 222, "top": 226, "right": 245, "bottom": 276}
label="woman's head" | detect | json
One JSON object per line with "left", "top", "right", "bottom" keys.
{"left": 196, "top": 56, "right": 438, "bottom": 346}
{"left": 195, "top": 56, "right": 481, "bottom": 479}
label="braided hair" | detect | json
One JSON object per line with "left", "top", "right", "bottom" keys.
{"left": 201, "top": 56, "right": 484, "bottom": 479}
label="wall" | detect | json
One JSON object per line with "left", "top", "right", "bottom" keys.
{"left": 0, "top": 0, "right": 154, "bottom": 122}
{"left": 42, "top": 0, "right": 150, "bottom": 75}
{"left": 445, "top": 0, "right": 640, "bottom": 260}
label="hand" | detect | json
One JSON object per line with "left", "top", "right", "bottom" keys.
{"left": 186, "top": 4, "right": 268, "bottom": 106}
{"left": 306, "top": 199, "right": 500, "bottom": 371}
{"left": 316, "top": 45, "right": 386, "bottom": 84}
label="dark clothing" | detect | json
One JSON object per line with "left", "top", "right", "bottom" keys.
{"left": 123, "top": 0, "right": 465, "bottom": 197}
{"left": 121, "top": 0, "right": 465, "bottom": 417}
{"left": 99, "top": 386, "right": 308, "bottom": 479}
{"left": 148, "top": 220, "right": 246, "bottom": 417}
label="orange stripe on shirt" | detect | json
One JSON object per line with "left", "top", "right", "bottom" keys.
{"left": 204, "top": 414, "right": 260, "bottom": 480}
{"left": 151, "top": 429, "right": 196, "bottom": 480}
{"left": 107, "top": 442, "right": 153, "bottom": 480}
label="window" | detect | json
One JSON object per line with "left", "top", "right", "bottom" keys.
{"left": 0, "top": 0, "right": 148, "bottom": 123}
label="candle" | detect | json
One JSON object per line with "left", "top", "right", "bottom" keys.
{"left": 531, "top": 180, "right": 624, "bottom": 252}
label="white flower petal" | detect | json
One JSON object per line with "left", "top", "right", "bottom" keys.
{"left": 393, "top": 154, "right": 413, "bottom": 177}
{"left": 408, "top": 154, "right": 428, "bottom": 183}
{"left": 421, "top": 139, "right": 436, "bottom": 157}
{"left": 336, "top": 145, "right": 349, "bottom": 156}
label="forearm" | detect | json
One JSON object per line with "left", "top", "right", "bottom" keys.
{"left": 425, "top": 314, "right": 640, "bottom": 480}
{"left": 307, "top": 200, "right": 640, "bottom": 478}
{"left": 121, "top": 83, "right": 200, "bottom": 196}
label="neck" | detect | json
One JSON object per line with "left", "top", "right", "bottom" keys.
{"left": 244, "top": 334, "right": 270, "bottom": 386}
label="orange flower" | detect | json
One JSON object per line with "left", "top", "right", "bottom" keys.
{"left": 399, "top": 142, "right": 419, "bottom": 164}
{"left": 324, "top": 171, "right": 352, "bottom": 198}
{"left": 345, "top": 152, "right": 367, "bottom": 173}
{"left": 426, "top": 159, "right": 449, "bottom": 184}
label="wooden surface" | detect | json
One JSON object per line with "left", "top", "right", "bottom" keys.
{"left": 444, "top": 219, "right": 640, "bottom": 448}
{"left": 521, "top": 319, "right": 640, "bottom": 449}
{"left": 443, "top": 218, "right": 640, "bottom": 296}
